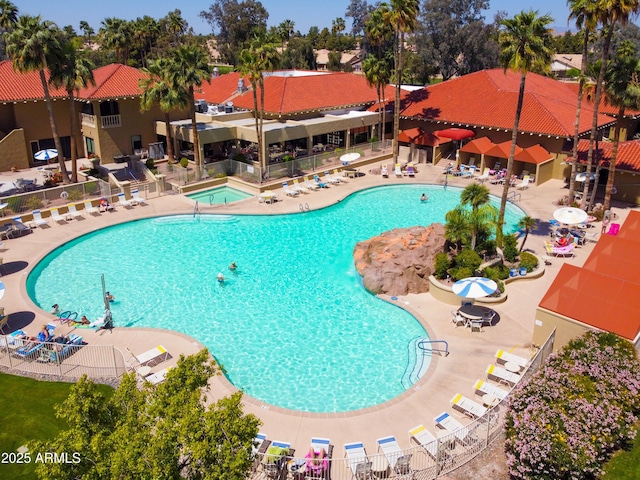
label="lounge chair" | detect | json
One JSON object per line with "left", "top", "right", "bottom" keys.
{"left": 376, "top": 435, "right": 404, "bottom": 469}
{"left": 406, "top": 166, "right": 416, "bottom": 177}
{"left": 145, "top": 366, "right": 172, "bottom": 385}
{"left": 323, "top": 172, "right": 340, "bottom": 185}
{"left": 117, "top": 193, "right": 133, "bottom": 208}
{"left": 14, "top": 324, "right": 55, "bottom": 359}
{"left": 394, "top": 164, "right": 403, "bottom": 177}
{"left": 381, "top": 165, "right": 389, "bottom": 178}
{"left": 476, "top": 168, "right": 491, "bottom": 183}
{"left": 66, "top": 203, "right": 84, "bottom": 220}
{"left": 331, "top": 169, "right": 346, "bottom": 182}
{"left": 313, "top": 175, "right": 328, "bottom": 188}
{"left": 303, "top": 176, "right": 320, "bottom": 190}
{"left": 454, "top": 165, "right": 466, "bottom": 177}
{"left": 516, "top": 175, "right": 530, "bottom": 190}
{"left": 131, "top": 189, "right": 148, "bottom": 206}
{"left": 544, "top": 241, "right": 575, "bottom": 258}
{"left": 50, "top": 208, "right": 66, "bottom": 224}
{"left": 130, "top": 345, "right": 169, "bottom": 367}
{"left": 434, "top": 412, "right": 474, "bottom": 445}
{"left": 0, "top": 329, "right": 25, "bottom": 348}
{"left": 292, "top": 179, "right": 309, "bottom": 194}
{"left": 84, "top": 200, "right": 101, "bottom": 215}
{"left": 344, "top": 442, "right": 370, "bottom": 479}
{"left": 307, "top": 437, "right": 332, "bottom": 479}
{"left": 450, "top": 393, "right": 488, "bottom": 419}
{"left": 39, "top": 334, "right": 82, "bottom": 363}
{"left": 495, "top": 349, "right": 529, "bottom": 371}
{"left": 461, "top": 165, "right": 475, "bottom": 178}
{"left": 252, "top": 432, "right": 270, "bottom": 458}
{"left": 29, "top": 210, "right": 48, "bottom": 228}
{"left": 486, "top": 364, "right": 521, "bottom": 387}
{"left": 282, "top": 182, "right": 300, "bottom": 197}
{"left": 408, "top": 424, "right": 437, "bottom": 459}
{"left": 607, "top": 223, "right": 620, "bottom": 236}
{"left": 261, "top": 441, "right": 292, "bottom": 479}
{"left": 0, "top": 313, "right": 9, "bottom": 334}
{"left": 473, "top": 379, "right": 509, "bottom": 402}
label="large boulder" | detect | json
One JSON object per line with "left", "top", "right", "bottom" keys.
{"left": 353, "top": 224, "right": 446, "bottom": 296}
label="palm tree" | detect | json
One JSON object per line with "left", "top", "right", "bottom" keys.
{"left": 5, "top": 15, "right": 71, "bottom": 183}
{"left": 444, "top": 207, "right": 472, "bottom": 252}
{"left": 278, "top": 19, "right": 295, "bottom": 47}
{"left": 0, "top": 0, "right": 17, "bottom": 30}
{"left": 579, "top": 0, "right": 640, "bottom": 210}
{"left": 78, "top": 20, "right": 94, "bottom": 44}
{"left": 386, "top": 0, "right": 420, "bottom": 164}
{"left": 567, "top": 0, "right": 599, "bottom": 203}
{"left": 362, "top": 54, "right": 391, "bottom": 141}
{"left": 496, "top": 10, "right": 553, "bottom": 246}
{"left": 99, "top": 17, "right": 131, "bottom": 64}
{"left": 517, "top": 215, "right": 537, "bottom": 252}
{"left": 165, "top": 9, "right": 187, "bottom": 46}
{"left": 49, "top": 42, "right": 95, "bottom": 183}
{"left": 602, "top": 43, "right": 640, "bottom": 211}
{"left": 140, "top": 58, "right": 188, "bottom": 165}
{"left": 167, "top": 44, "right": 212, "bottom": 180}
{"left": 460, "top": 183, "right": 496, "bottom": 250}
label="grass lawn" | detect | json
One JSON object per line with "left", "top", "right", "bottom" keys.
{"left": 602, "top": 428, "right": 640, "bottom": 479}
{"left": 0, "top": 372, "right": 112, "bottom": 479}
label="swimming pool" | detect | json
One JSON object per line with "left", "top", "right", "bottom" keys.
{"left": 27, "top": 185, "right": 525, "bottom": 412}
{"left": 186, "top": 185, "right": 253, "bottom": 204}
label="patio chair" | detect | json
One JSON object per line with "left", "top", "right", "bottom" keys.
{"left": 486, "top": 364, "right": 521, "bottom": 387}
{"left": 282, "top": 182, "right": 300, "bottom": 197}
{"left": 344, "top": 442, "right": 370, "bottom": 479}
{"left": 451, "top": 310, "right": 467, "bottom": 328}
{"left": 323, "top": 172, "right": 340, "bottom": 185}
{"left": 50, "top": 208, "right": 67, "bottom": 224}
{"left": 129, "top": 345, "right": 170, "bottom": 367}
{"left": 476, "top": 168, "right": 491, "bottom": 183}
{"left": 376, "top": 435, "right": 404, "bottom": 469}
{"left": 303, "top": 176, "right": 320, "bottom": 190}
{"left": 408, "top": 424, "right": 437, "bottom": 459}
{"left": 450, "top": 393, "right": 488, "bottom": 419}
{"left": 434, "top": 412, "right": 475, "bottom": 445}
{"left": 29, "top": 210, "right": 48, "bottom": 228}
{"left": 66, "top": 203, "right": 84, "bottom": 220}
{"left": 0, "top": 313, "right": 9, "bottom": 334}
{"left": 473, "top": 379, "right": 509, "bottom": 402}
{"left": 307, "top": 437, "right": 332, "bottom": 479}
{"left": 395, "top": 164, "right": 402, "bottom": 177}
{"left": 145, "top": 366, "right": 172, "bottom": 385}
{"left": 516, "top": 175, "right": 530, "bottom": 190}
{"left": 292, "top": 179, "right": 309, "bottom": 194}
{"left": 313, "top": 175, "right": 328, "bottom": 188}
{"left": 117, "top": 193, "right": 133, "bottom": 209}
{"left": 482, "top": 309, "right": 497, "bottom": 327}
{"left": 495, "top": 349, "right": 529, "bottom": 371}
{"left": 131, "top": 189, "right": 148, "bottom": 206}
{"left": 84, "top": 200, "right": 101, "bottom": 216}
{"left": 406, "top": 166, "right": 416, "bottom": 177}
{"left": 381, "top": 165, "right": 389, "bottom": 178}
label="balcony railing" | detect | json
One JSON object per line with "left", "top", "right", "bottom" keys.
{"left": 101, "top": 114, "right": 122, "bottom": 129}
{"left": 80, "top": 113, "right": 96, "bottom": 127}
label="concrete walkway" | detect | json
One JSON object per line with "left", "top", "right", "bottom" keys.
{"left": 1, "top": 159, "right": 635, "bottom": 457}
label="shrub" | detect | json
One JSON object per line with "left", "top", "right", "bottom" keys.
{"left": 179, "top": 157, "right": 189, "bottom": 168}
{"left": 519, "top": 252, "right": 538, "bottom": 272}
{"left": 503, "top": 235, "right": 519, "bottom": 263}
{"left": 449, "top": 266, "right": 473, "bottom": 281}
{"left": 145, "top": 158, "right": 155, "bottom": 170}
{"left": 434, "top": 253, "right": 451, "bottom": 279}
{"left": 505, "top": 332, "right": 640, "bottom": 480}
{"left": 84, "top": 182, "right": 98, "bottom": 196}
{"left": 67, "top": 189, "right": 83, "bottom": 202}
{"left": 25, "top": 196, "right": 43, "bottom": 210}
{"left": 454, "top": 249, "right": 482, "bottom": 272}
{"left": 483, "top": 264, "right": 510, "bottom": 281}
{"left": 6, "top": 196, "right": 21, "bottom": 213}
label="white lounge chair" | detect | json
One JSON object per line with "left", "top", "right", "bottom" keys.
{"left": 408, "top": 424, "right": 437, "bottom": 458}
{"left": 252, "top": 432, "right": 268, "bottom": 457}
{"left": 344, "top": 442, "right": 370, "bottom": 479}
{"left": 376, "top": 435, "right": 404, "bottom": 468}
{"left": 303, "top": 176, "right": 320, "bottom": 190}
{"left": 145, "top": 366, "right": 172, "bottom": 385}
{"left": 117, "top": 193, "right": 133, "bottom": 208}
{"left": 50, "top": 208, "right": 66, "bottom": 224}
{"left": 473, "top": 379, "right": 509, "bottom": 401}
{"left": 434, "top": 412, "right": 474, "bottom": 444}
{"left": 516, "top": 175, "right": 530, "bottom": 190}
{"left": 131, "top": 189, "right": 148, "bottom": 206}
{"left": 476, "top": 168, "right": 491, "bottom": 183}
{"left": 130, "top": 345, "right": 169, "bottom": 367}
{"left": 381, "top": 164, "right": 389, "bottom": 178}
{"left": 30, "top": 210, "right": 48, "bottom": 228}
{"left": 66, "top": 203, "right": 84, "bottom": 220}
{"left": 486, "top": 364, "right": 521, "bottom": 387}
{"left": 450, "top": 393, "right": 488, "bottom": 419}
{"left": 282, "top": 182, "right": 299, "bottom": 197}
{"left": 313, "top": 175, "right": 328, "bottom": 188}
{"left": 311, "top": 437, "right": 331, "bottom": 453}
{"left": 84, "top": 200, "right": 101, "bottom": 215}
{"left": 331, "top": 169, "right": 346, "bottom": 182}
{"left": 495, "top": 349, "right": 529, "bottom": 371}
{"left": 291, "top": 179, "right": 309, "bottom": 194}
{"left": 323, "top": 172, "right": 340, "bottom": 185}
{"left": 394, "top": 164, "right": 402, "bottom": 177}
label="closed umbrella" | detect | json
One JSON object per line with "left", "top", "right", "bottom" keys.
{"left": 340, "top": 152, "right": 361, "bottom": 165}
{"left": 34, "top": 149, "right": 58, "bottom": 163}
{"left": 553, "top": 207, "right": 588, "bottom": 226}
{"left": 452, "top": 277, "right": 497, "bottom": 299}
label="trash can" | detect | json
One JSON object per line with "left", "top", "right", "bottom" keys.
{"left": 510, "top": 268, "right": 518, "bottom": 277}
{"left": 519, "top": 267, "right": 527, "bottom": 276}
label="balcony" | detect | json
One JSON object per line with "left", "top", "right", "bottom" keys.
{"left": 101, "top": 114, "right": 122, "bottom": 129}
{"left": 80, "top": 113, "right": 96, "bottom": 127}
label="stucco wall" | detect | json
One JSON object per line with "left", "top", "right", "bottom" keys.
{"left": 0, "top": 129, "right": 30, "bottom": 170}
{"left": 533, "top": 308, "right": 594, "bottom": 351}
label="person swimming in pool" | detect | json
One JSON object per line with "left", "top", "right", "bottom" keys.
{"left": 229, "top": 262, "right": 237, "bottom": 271}
{"left": 420, "top": 193, "right": 428, "bottom": 202}
{"left": 217, "top": 272, "right": 225, "bottom": 283}
{"left": 105, "top": 291, "right": 115, "bottom": 302}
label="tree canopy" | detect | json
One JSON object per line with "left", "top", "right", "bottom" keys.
{"left": 31, "top": 349, "right": 261, "bottom": 480}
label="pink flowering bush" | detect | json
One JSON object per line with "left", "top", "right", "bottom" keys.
{"left": 505, "top": 332, "right": 640, "bottom": 480}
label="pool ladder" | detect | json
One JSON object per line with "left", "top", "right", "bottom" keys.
{"left": 401, "top": 338, "right": 449, "bottom": 388}
{"left": 299, "top": 203, "right": 310, "bottom": 212}
{"left": 193, "top": 201, "right": 201, "bottom": 218}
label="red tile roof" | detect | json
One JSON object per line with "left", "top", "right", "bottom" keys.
{"left": 0, "top": 60, "right": 67, "bottom": 102}
{"left": 564, "top": 82, "right": 640, "bottom": 118}
{"left": 459, "top": 137, "right": 496, "bottom": 154}
{"left": 539, "top": 213, "right": 640, "bottom": 341}
{"left": 571, "top": 138, "right": 640, "bottom": 172}
{"left": 514, "top": 144, "right": 553, "bottom": 165}
{"left": 198, "top": 71, "right": 393, "bottom": 115}
{"left": 398, "top": 127, "right": 450, "bottom": 146}
{"left": 485, "top": 140, "right": 522, "bottom": 159}
{"left": 398, "top": 69, "right": 616, "bottom": 137}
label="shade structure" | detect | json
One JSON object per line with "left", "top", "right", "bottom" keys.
{"left": 554, "top": 207, "right": 588, "bottom": 225}
{"left": 340, "top": 152, "right": 361, "bottom": 164}
{"left": 34, "top": 149, "right": 58, "bottom": 161}
{"left": 575, "top": 172, "right": 596, "bottom": 183}
{"left": 436, "top": 128, "right": 475, "bottom": 141}
{"left": 452, "top": 277, "right": 498, "bottom": 299}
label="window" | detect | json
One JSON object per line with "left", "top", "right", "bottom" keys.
{"left": 131, "top": 135, "right": 142, "bottom": 152}
{"left": 99, "top": 101, "right": 119, "bottom": 116}
{"left": 85, "top": 137, "right": 95, "bottom": 155}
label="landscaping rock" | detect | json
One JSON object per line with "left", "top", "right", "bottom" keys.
{"left": 353, "top": 224, "right": 446, "bottom": 296}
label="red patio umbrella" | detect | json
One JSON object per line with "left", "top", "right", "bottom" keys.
{"left": 436, "top": 128, "right": 475, "bottom": 141}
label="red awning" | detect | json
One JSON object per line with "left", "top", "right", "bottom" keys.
{"left": 436, "top": 128, "right": 475, "bottom": 141}
{"left": 398, "top": 128, "right": 451, "bottom": 147}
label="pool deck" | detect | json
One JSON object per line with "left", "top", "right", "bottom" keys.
{"left": 1, "top": 161, "right": 636, "bottom": 456}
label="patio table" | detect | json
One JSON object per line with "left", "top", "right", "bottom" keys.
{"left": 458, "top": 304, "right": 491, "bottom": 321}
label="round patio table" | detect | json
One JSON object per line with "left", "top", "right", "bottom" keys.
{"left": 458, "top": 304, "right": 490, "bottom": 320}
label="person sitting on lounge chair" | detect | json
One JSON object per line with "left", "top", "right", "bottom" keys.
{"left": 23, "top": 325, "right": 50, "bottom": 349}
{"left": 99, "top": 198, "right": 114, "bottom": 212}
{"left": 555, "top": 234, "right": 572, "bottom": 247}
{"left": 305, "top": 447, "right": 328, "bottom": 476}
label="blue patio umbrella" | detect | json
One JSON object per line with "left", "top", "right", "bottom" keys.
{"left": 452, "top": 277, "right": 497, "bottom": 299}
{"left": 34, "top": 149, "right": 58, "bottom": 162}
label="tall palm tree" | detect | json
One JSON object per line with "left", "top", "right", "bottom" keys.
{"left": 579, "top": 0, "right": 640, "bottom": 209}
{"left": 601, "top": 44, "right": 640, "bottom": 211}
{"left": 167, "top": 44, "right": 212, "bottom": 180}
{"left": 0, "top": 1, "right": 18, "bottom": 60}
{"left": 99, "top": 17, "right": 131, "bottom": 64}
{"left": 444, "top": 207, "right": 472, "bottom": 252}
{"left": 386, "top": 0, "right": 420, "bottom": 164}
{"left": 496, "top": 10, "right": 553, "bottom": 246}
{"left": 460, "top": 183, "right": 495, "bottom": 250}
{"left": 49, "top": 42, "right": 95, "bottom": 183}
{"left": 78, "top": 20, "right": 94, "bottom": 44}
{"left": 567, "top": 0, "right": 599, "bottom": 203}
{"left": 5, "top": 15, "right": 71, "bottom": 183}
{"left": 517, "top": 215, "right": 537, "bottom": 252}
{"left": 362, "top": 54, "right": 391, "bottom": 141}
{"left": 140, "top": 58, "right": 189, "bottom": 165}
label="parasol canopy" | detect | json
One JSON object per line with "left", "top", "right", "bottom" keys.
{"left": 436, "top": 128, "right": 475, "bottom": 141}
{"left": 34, "top": 149, "right": 58, "bottom": 162}
{"left": 340, "top": 152, "right": 361, "bottom": 165}
{"left": 553, "top": 207, "right": 588, "bottom": 225}
{"left": 452, "top": 277, "right": 498, "bottom": 299}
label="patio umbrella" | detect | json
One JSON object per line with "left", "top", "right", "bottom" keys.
{"left": 340, "top": 152, "right": 361, "bottom": 165}
{"left": 34, "top": 149, "right": 58, "bottom": 162}
{"left": 452, "top": 277, "right": 498, "bottom": 299}
{"left": 575, "top": 172, "right": 595, "bottom": 183}
{"left": 554, "top": 207, "right": 588, "bottom": 225}
{"left": 436, "top": 128, "right": 475, "bottom": 141}
{"left": 0, "top": 281, "right": 4, "bottom": 301}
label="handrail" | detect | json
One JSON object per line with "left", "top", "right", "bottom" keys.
{"left": 507, "top": 191, "right": 521, "bottom": 202}
{"left": 418, "top": 339, "right": 449, "bottom": 357}
{"left": 193, "top": 201, "right": 199, "bottom": 218}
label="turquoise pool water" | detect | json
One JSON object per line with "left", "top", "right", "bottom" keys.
{"left": 186, "top": 185, "right": 253, "bottom": 204}
{"left": 27, "top": 185, "right": 525, "bottom": 412}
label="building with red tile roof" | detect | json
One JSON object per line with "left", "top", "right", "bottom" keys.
{"left": 535, "top": 211, "right": 640, "bottom": 349}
